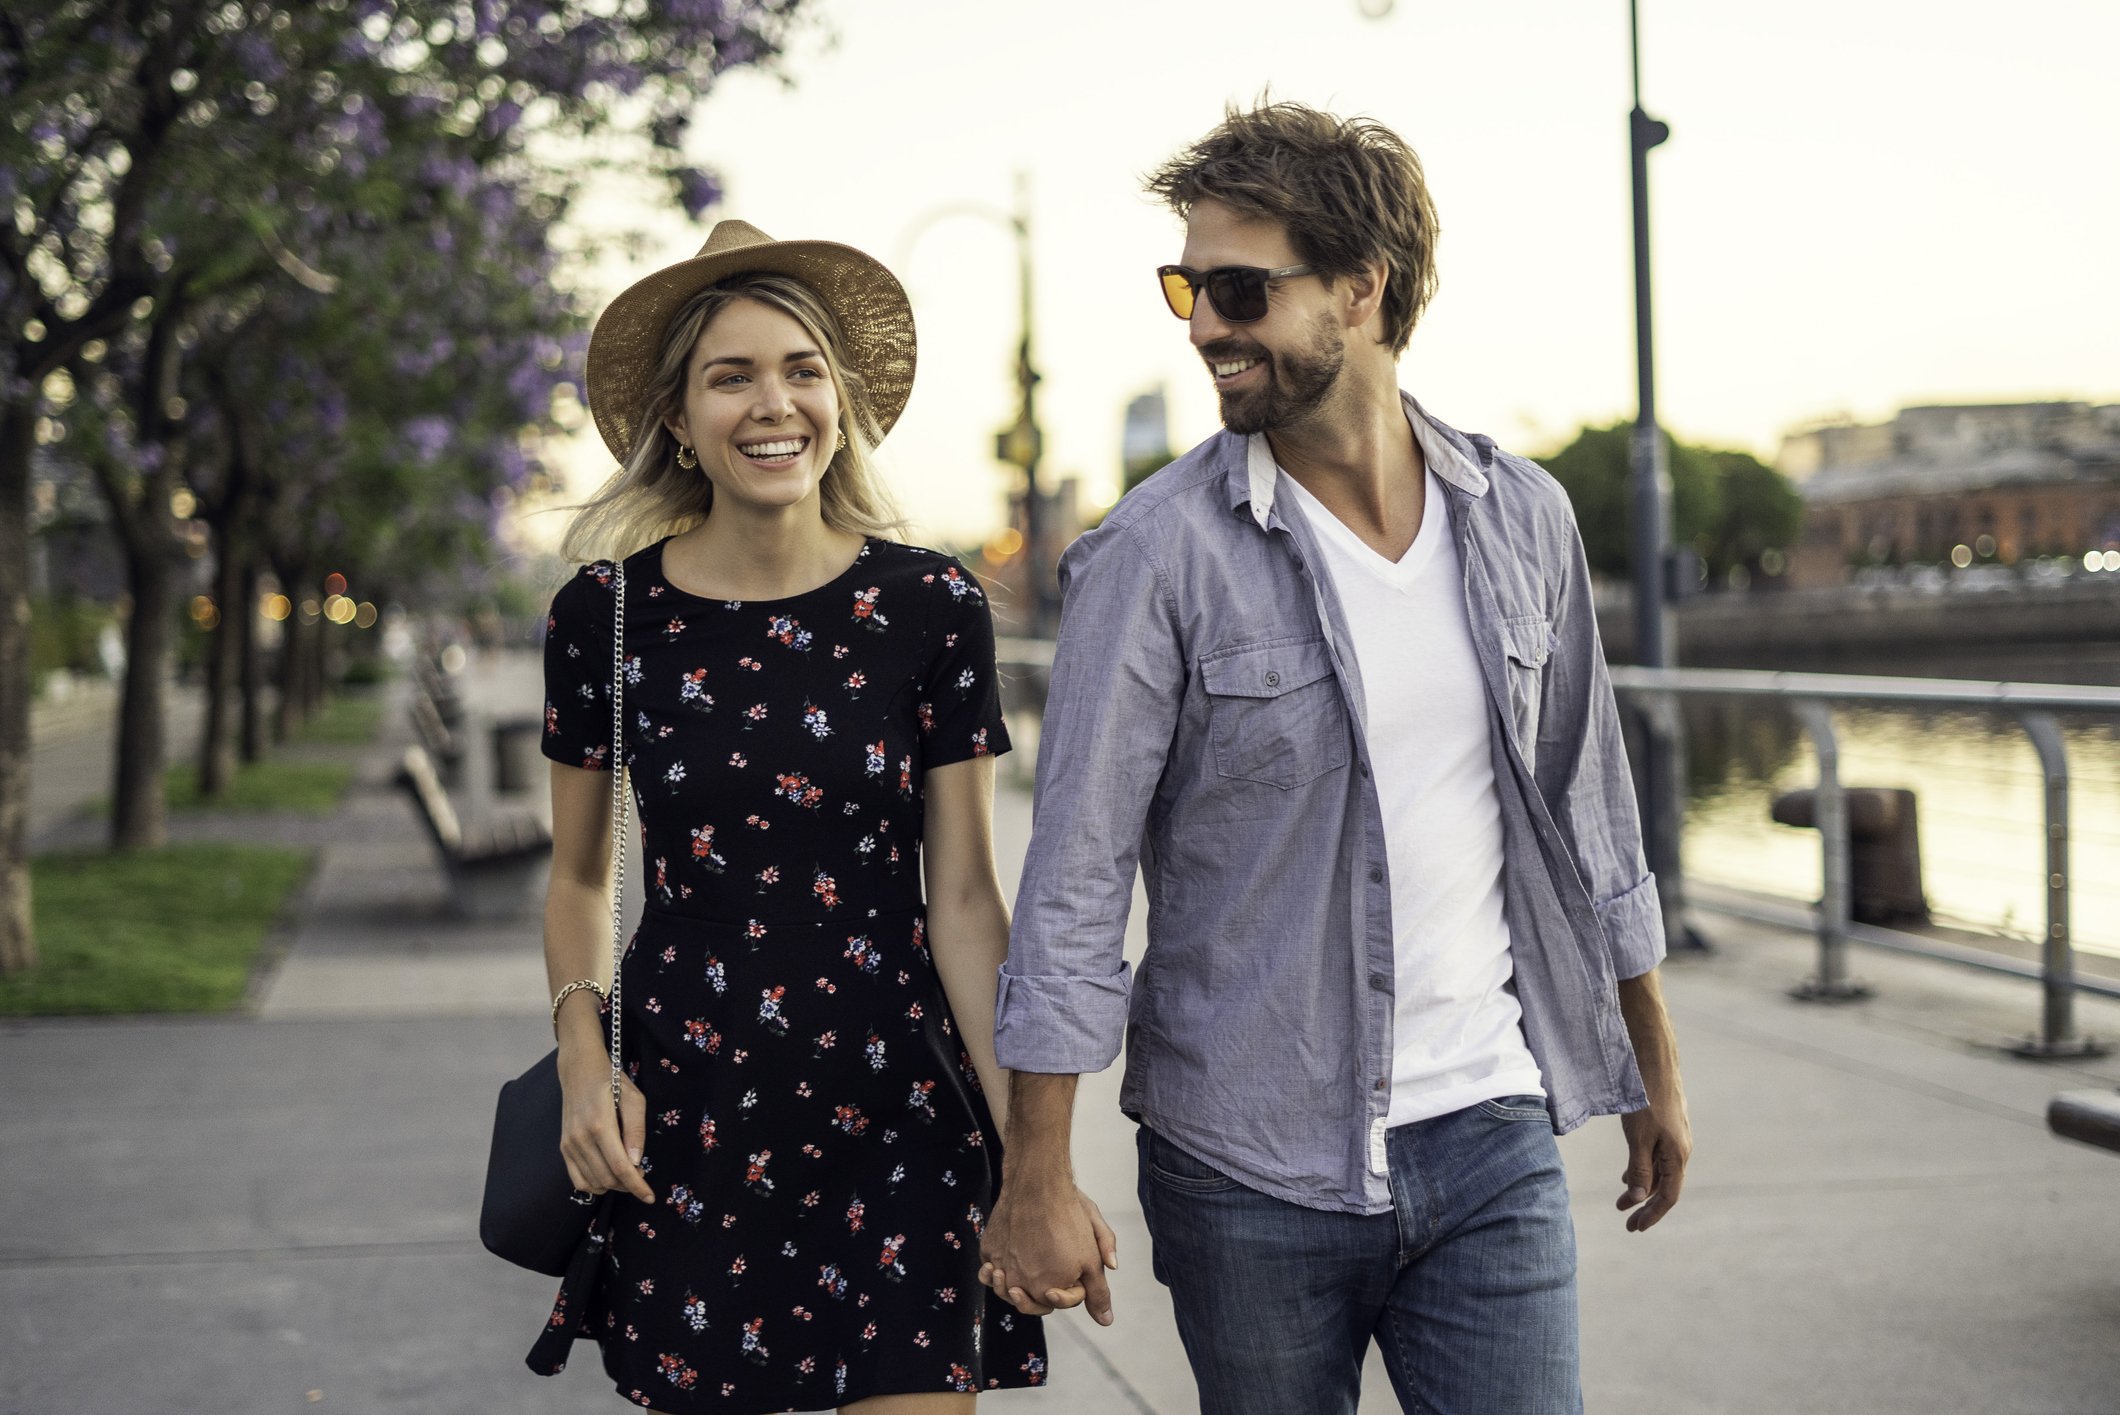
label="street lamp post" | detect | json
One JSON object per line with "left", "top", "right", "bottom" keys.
{"left": 1627, "top": 0, "right": 1701, "bottom": 952}
{"left": 899, "top": 175, "right": 1051, "bottom": 637}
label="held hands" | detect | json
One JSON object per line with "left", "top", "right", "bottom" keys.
{"left": 979, "top": 1182, "right": 1119, "bottom": 1325}
{"left": 558, "top": 1042, "right": 654, "bottom": 1205}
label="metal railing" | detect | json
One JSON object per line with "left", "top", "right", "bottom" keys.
{"left": 1609, "top": 666, "right": 2120, "bottom": 1058}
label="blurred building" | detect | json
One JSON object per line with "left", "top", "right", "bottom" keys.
{"left": 1780, "top": 402, "right": 2120, "bottom": 587}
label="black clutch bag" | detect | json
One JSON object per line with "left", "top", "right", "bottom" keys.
{"left": 477, "top": 562, "right": 633, "bottom": 1276}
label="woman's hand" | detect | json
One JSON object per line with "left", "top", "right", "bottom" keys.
{"left": 557, "top": 1040, "right": 654, "bottom": 1204}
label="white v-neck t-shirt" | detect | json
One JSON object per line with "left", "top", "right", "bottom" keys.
{"left": 1267, "top": 427, "right": 1545, "bottom": 1127}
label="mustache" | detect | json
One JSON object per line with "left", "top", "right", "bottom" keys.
{"left": 1198, "top": 339, "right": 1269, "bottom": 366}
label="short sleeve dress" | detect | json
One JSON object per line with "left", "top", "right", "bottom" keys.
{"left": 527, "top": 536, "right": 1048, "bottom": 1411}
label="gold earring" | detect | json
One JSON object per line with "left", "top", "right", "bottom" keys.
{"left": 835, "top": 431, "right": 847, "bottom": 452}
{"left": 676, "top": 444, "right": 698, "bottom": 469}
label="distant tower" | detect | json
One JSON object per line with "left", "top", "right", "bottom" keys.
{"left": 1121, "top": 386, "right": 1173, "bottom": 495}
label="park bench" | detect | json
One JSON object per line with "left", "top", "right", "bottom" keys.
{"left": 395, "top": 745, "right": 550, "bottom": 919}
{"left": 409, "top": 688, "right": 465, "bottom": 787}
{"left": 413, "top": 655, "right": 465, "bottom": 729}
{"left": 2049, "top": 1090, "right": 2120, "bottom": 1156}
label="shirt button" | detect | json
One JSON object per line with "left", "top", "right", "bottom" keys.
{"left": 1375, "top": 1077, "right": 1388, "bottom": 1092}
{"left": 1358, "top": 761, "right": 1370, "bottom": 777}
{"left": 1368, "top": 973, "right": 1391, "bottom": 991}
{"left": 1264, "top": 670, "right": 1281, "bottom": 687}
{"left": 1369, "top": 867, "right": 1384, "bottom": 884}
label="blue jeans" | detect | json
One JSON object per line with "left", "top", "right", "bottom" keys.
{"left": 1136, "top": 1098, "right": 1580, "bottom": 1415}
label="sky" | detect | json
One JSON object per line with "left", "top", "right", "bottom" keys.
{"left": 540, "top": 0, "right": 2120, "bottom": 548}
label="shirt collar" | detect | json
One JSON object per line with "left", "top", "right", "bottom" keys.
{"left": 1230, "top": 391, "right": 1492, "bottom": 530}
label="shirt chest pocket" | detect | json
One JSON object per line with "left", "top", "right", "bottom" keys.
{"left": 1502, "top": 614, "right": 1553, "bottom": 769}
{"left": 1198, "top": 636, "right": 1349, "bottom": 790}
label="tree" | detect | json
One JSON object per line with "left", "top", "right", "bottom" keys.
{"left": 2, "top": 0, "right": 809, "bottom": 971}
{"left": 1697, "top": 448, "right": 1802, "bottom": 583}
{"left": 1535, "top": 423, "right": 1799, "bottom": 585}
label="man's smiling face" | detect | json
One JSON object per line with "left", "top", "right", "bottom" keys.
{"left": 1177, "top": 198, "right": 1345, "bottom": 436}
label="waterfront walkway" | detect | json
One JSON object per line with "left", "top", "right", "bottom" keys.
{"left": 5, "top": 652, "right": 2120, "bottom": 1413}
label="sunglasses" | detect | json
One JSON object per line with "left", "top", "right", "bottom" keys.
{"left": 1156, "top": 263, "right": 1316, "bottom": 323}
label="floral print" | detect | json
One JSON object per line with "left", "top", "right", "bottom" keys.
{"left": 533, "top": 537, "right": 1037, "bottom": 1411}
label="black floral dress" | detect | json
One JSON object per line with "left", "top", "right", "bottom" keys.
{"left": 528, "top": 536, "right": 1047, "bottom": 1411}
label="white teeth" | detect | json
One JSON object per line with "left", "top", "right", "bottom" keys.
{"left": 1212, "top": 359, "right": 1258, "bottom": 377}
{"left": 740, "top": 439, "right": 806, "bottom": 458}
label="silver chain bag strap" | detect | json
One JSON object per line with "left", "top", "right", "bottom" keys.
{"left": 604, "top": 562, "right": 629, "bottom": 1112}
{"left": 479, "top": 557, "right": 636, "bottom": 1281}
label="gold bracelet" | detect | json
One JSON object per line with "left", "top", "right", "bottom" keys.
{"left": 550, "top": 978, "right": 608, "bottom": 1032}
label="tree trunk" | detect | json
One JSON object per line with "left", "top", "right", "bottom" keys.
{"left": 275, "top": 605, "right": 304, "bottom": 741}
{"left": 238, "top": 558, "right": 265, "bottom": 764}
{"left": 304, "top": 607, "right": 330, "bottom": 714}
{"left": 0, "top": 401, "right": 37, "bottom": 974}
{"left": 110, "top": 552, "right": 176, "bottom": 851}
{"left": 197, "top": 538, "right": 242, "bottom": 796}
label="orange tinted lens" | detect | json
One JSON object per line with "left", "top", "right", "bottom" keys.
{"left": 1158, "top": 269, "right": 1196, "bottom": 319}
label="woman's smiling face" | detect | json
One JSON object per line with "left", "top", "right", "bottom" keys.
{"left": 665, "top": 296, "right": 844, "bottom": 515}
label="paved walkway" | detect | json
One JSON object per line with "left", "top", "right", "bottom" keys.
{"left": 27, "top": 676, "right": 206, "bottom": 847}
{"left": 5, "top": 652, "right": 2120, "bottom": 1413}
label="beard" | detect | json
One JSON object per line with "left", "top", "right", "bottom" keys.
{"left": 1205, "top": 309, "right": 1345, "bottom": 435}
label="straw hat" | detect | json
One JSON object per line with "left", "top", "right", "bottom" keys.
{"left": 584, "top": 219, "right": 917, "bottom": 464}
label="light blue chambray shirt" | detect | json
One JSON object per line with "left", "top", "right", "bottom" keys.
{"left": 994, "top": 394, "right": 1663, "bottom": 1216}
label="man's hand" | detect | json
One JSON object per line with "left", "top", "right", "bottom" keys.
{"left": 1616, "top": 966, "right": 1690, "bottom": 1231}
{"left": 980, "top": 1182, "right": 1119, "bottom": 1324}
{"left": 1617, "top": 1091, "right": 1690, "bottom": 1231}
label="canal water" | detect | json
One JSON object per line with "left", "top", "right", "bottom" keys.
{"left": 1677, "top": 703, "right": 2120, "bottom": 959}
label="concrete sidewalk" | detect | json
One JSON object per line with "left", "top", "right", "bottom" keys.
{"left": 5, "top": 656, "right": 2120, "bottom": 1413}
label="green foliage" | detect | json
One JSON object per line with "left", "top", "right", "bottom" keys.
{"left": 335, "top": 657, "right": 395, "bottom": 689}
{"left": 29, "top": 596, "right": 115, "bottom": 690}
{"left": 1535, "top": 423, "right": 1801, "bottom": 583}
{"left": 0, "top": 845, "right": 313, "bottom": 1015}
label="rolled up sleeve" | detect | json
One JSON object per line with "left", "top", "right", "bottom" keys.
{"left": 995, "top": 517, "right": 1184, "bottom": 1073}
{"left": 1536, "top": 513, "right": 1666, "bottom": 981}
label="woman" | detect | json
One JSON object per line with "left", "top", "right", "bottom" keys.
{"left": 531, "top": 221, "right": 1099, "bottom": 1412}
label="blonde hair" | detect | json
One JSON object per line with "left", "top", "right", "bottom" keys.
{"left": 561, "top": 273, "right": 907, "bottom": 564}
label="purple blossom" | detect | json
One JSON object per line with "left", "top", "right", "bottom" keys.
{"left": 483, "top": 99, "right": 523, "bottom": 139}
{"left": 506, "top": 359, "right": 550, "bottom": 423}
{"left": 231, "top": 32, "right": 287, "bottom": 86}
{"left": 674, "top": 167, "right": 722, "bottom": 219}
{"left": 403, "top": 415, "right": 452, "bottom": 465}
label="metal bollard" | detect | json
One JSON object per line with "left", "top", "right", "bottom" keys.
{"left": 2011, "top": 711, "right": 2106, "bottom": 1059}
{"left": 1789, "top": 699, "right": 1868, "bottom": 1002}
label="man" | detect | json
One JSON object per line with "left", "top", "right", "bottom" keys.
{"left": 980, "top": 101, "right": 1691, "bottom": 1414}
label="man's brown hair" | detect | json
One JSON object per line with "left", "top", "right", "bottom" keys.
{"left": 1145, "top": 100, "right": 1440, "bottom": 355}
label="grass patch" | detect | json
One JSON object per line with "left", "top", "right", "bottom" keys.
{"left": 163, "top": 758, "right": 355, "bottom": 814}
{"left": 87, "top": 742, "right": 358, "bottom": 819}
{"left": 293, "top": 693, "right": 384, "bottom": 746}
{"left": 0, "top": 844, "right": 313, "bottom": 1015}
